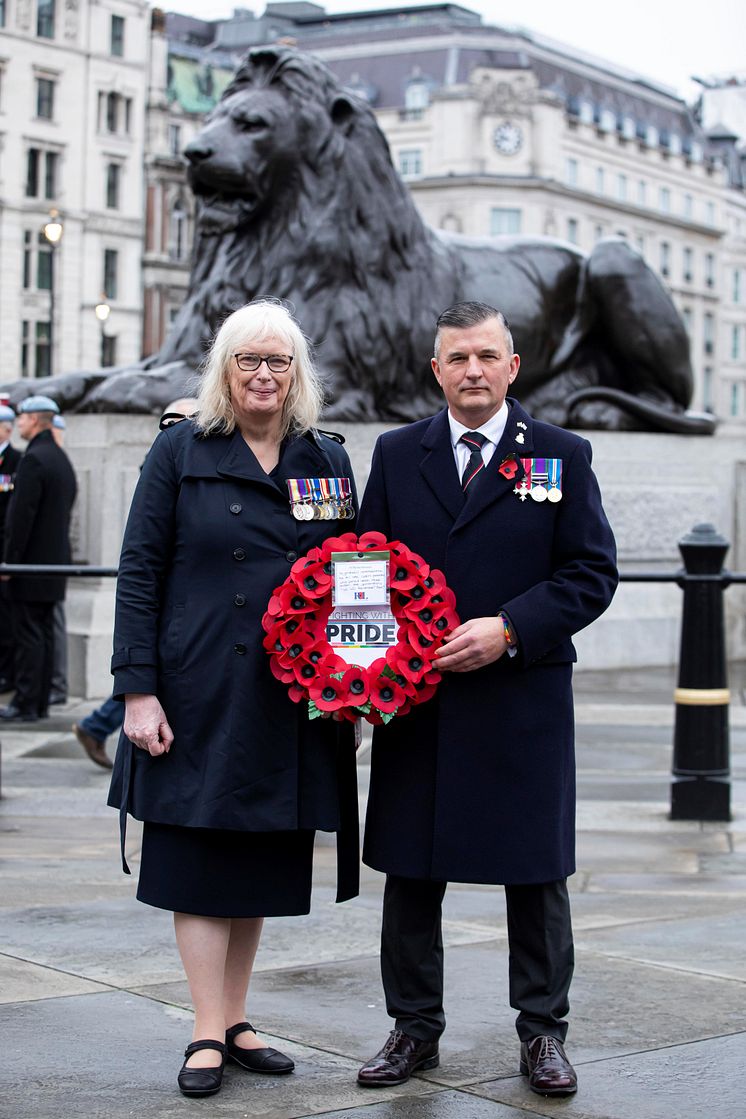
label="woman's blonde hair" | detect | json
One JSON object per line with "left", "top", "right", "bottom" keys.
{"left": 196, "top": 300, "right": 324, "bottom": 438}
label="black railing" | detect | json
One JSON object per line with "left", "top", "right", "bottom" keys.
{"left": 1, "top": 522, "right": 744, "bottom": 821}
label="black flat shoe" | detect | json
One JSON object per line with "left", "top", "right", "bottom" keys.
{"left": 177, "top": 1039, "right": 226, "bottom": 1097}
{"left": 225, "top": 1021, "right": 294, "bottom": 1074}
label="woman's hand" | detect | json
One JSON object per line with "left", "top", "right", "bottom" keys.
{"left": 124, "top": 693, "right": 174, "bottom": 756}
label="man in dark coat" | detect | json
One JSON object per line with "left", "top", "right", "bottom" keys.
{"left": 356, "top": 302, "right": 618, "bottom": 1097}
{"left": 0, "top": 396, "right": 77, "bottom": 722}
{"left": 0, "top": 404, "right": 23, "bottom": 692}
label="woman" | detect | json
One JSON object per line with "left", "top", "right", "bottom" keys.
{"left": 108, "top": 301, "right": 359, "bottom": 1097}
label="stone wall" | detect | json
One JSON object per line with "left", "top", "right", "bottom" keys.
{"left": 61, "top": 417, "right": 746, "bottom": 696}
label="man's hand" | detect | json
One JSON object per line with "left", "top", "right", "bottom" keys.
{"left": 124, "top": 693, "right": 174, "bottom": 756}
{"left": 434, "top": 616, "right": 509, "bottom": 672}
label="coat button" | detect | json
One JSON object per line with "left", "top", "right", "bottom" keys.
{"left": 230, "top": 503, "right": 242, "bottom": 514}
{"left": 233, "top": 548, "right": 246, "bottom": 561}
{"left": 286, "top": 550, "right": 298, "bottom": 563}
{"left": 234, "top": 593, "right": 246, "bottom": 607}
{"left": 234, "top": 643, "right": 247, "bottom": 655}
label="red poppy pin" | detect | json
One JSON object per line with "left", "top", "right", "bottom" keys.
{"left": 498, "top": 455, "right": 519, "bottom": 480}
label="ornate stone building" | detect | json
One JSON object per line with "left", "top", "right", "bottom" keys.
{"left": 0, "top": 0, "right": 151, "bottom": 377}
{"left": 145, "top": 2, "right": 746, "bottom": 428}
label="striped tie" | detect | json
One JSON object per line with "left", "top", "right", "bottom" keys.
{"left": 460, "top": 431, "right": 488, "bottom": 492}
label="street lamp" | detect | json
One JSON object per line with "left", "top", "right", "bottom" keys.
{"left": 94, "top": 297, "right": 111, "bottom": 366}
{"left": 42, "top": 209, "right": 63, "bottom": 376}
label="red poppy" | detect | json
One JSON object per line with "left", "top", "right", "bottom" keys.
{"left": 269, "top": 657, "right": 295, "bottom": 684}
{"left": 288, "top": 682, "right": 306, "bottom": 704}
{"left": 266, "top": 593, "right": 283, "bottom": 617}
{"left": 369, "top": 672, "right": 407, "bottom": 713}
{"left": 291, "top": 648, "right": 344, "bottom": 686}
{"left": 498, "top": 455, "right": 519, "bottom": 480}
{"left": 400, "top": 620, "right": 444, "bottom": 658}
{"left": 277, "top": 582, "right": 317, "bottom": 615}
{"left": 357, "top": 531, "right": 389, "bottom": 551}
{"left": 308, "top": 674, "right": 348, "bottom": 712}
{"left": 389, "top": 551, "right": 429, "bottom": 591}
{"left": 319, "top": 533, "right": 358, "bottom": 562}
{"left": 290, "top": 555, "right": 332, "bottom": 598}
{"left": 340, "top": 665, "right": 370, "bottom": 706}
{"left": 386, "top": 643, "right": 432, "bottom": 684}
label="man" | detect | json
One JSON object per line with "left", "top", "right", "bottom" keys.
{"left": 0, "top": 396, "right": 77, "bottom": 722}
{"left": 49, "top": 414, "right": 69, "bottom": 705}
{"left": 73, "top": 397, "right": 200, "bottom": 768}
{"left": 0, "top": 404, "right": 23, "bottom": 692}
{"left": 356, "top": 302, "right": 617, "bottom": 1097}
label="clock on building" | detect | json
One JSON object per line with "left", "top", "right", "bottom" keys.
{"left": 493, "top": 121, "right": 523, "bottom": 155}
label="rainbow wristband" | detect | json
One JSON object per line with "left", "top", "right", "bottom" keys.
{"left": 498, "top": 611, "right": 516, "bottom": 647}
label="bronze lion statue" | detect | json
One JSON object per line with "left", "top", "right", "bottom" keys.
{"left": 4, "top": 47, "right": 714, "bottom": 432}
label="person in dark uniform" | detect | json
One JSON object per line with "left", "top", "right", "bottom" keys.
{"left": 0, "top": 404, "right": 23, "bottom": 693}
{"left": 0, "top": 396, "right": 77, "bottom": 722}
{"left": 108, "top": 301, "right": 360, "bottom": 1098}
{"left": 356, "top": 302, "right": 618, "bottom": 1098}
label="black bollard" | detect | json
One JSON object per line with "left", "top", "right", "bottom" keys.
{"left": 670, "top": 523, "right": 731, "bottom": 821}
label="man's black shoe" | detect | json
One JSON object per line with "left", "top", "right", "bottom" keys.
{"left": 0, "top": 704, "right": 39, "bottom": 722}
{"left": 520, "top": 1036, "right": 577, "bottom": 1096}
{"left": 358, "top": 1030, "right": 439, "bottom": 1087}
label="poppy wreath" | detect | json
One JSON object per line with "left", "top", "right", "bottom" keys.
{"left": 262, "top": 531, "right": 460, "bottom": 725}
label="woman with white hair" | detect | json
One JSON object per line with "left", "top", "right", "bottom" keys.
{"left": 108, "top": 301, "right": 359, "bottom": 1097}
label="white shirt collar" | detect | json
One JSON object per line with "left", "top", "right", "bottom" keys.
{"left": 0, "top": 441, "right": 9, "bottom": 457}
{"left": 447, "top": 402, "right": 509, "bottom": 449}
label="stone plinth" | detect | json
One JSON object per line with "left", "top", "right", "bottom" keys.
{"left": 61, "top": 417, "right": 746, "bottom": 696}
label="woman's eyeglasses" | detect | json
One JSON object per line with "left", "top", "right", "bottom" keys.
{"left": 233, "top": 353, "right": 293, "bottom": 373}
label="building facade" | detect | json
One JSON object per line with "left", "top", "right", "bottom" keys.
{"left": 0, "top": 0, "right": 150, "bottom": 379}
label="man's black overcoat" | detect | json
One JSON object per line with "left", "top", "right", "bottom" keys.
{"left": 107, "top": 421, "right": 360, "bottom": 896}
{"left": 358, "top": 400, "right": 618, "bottom": 885}
{"left": 3, "top": 430, "right": 77, "bottom": 601}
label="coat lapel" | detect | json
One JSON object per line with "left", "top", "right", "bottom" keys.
{"left": 418, "top": 410, "right": 465, "bottom": 522}
{"left": 214, "top": 429, "right": 333, "bottom": 492}
{"left": 453, "top": 399, "right": 535, "bottom": 532}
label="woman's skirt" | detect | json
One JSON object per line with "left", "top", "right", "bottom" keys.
{"left": 136, "top": 821, "right": 316, "bottom": 917}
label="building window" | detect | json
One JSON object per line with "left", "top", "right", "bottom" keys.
{"left": 620, "top": 116, "right": 636, "bottom": 140}
{"left": 490, "top": 208, "right": 522, "bottom": 235}
{"left": 22, "top": 231, "right": 32, "bottom": 288}
{"left": 637, "top": 179, "right": 646, "bottom": 206}
{"left": 566, "top": 218, "right": 579, "bottom": 244}
{"left": 111, "top": 14, "right": 124, "bottom": 57}
{"left": 617, "top": 173, "right": 627, "bottom": 202}
{"left": 102, "top": 334, "right": 117, "bottom": 367}
{"left": 103, "top": 249, "right": 118, "bottom": 299}
{"left": 35, "top": 322, "right": 51, "bottom": 378}
{"left": 635, "top": 233, "right": 645, "bottom": 255}
{"left": 168, "top": 123, "right": 181, "bottom": 157}
{"left": 37, "top": 0, "right": 55, "bottom": 38}
{"left": 25, "top": 148, "right": 58, "bottom": 199}
{"left": 645, "top": 124, "right": 659, "bottom": 148}
{"left": 595, "top": 167, "right": 604, "bottom": 193}
{"left": 103, "top": 92, "right": 132, "bottom": 135}
{"left": 705, "top": 201, "right": 715, "bottom": 225}
{"left": 683, "top": 193, "right": 693, "bottom": 220}
{"left": 703, "top": 367, "right": 713, "bottom": 411}
{"left": 403, "top": 78, "right": 429, "bottom": 119}
{"left": 106, "top": 163, "right": 121, "bottom": 209}
{"left": 398, "top": 149, "right": 422, "bottom": 178}
{"left": 0, "top": 0, "right": 5, "bottom": 27}
{"left": 730, "top": 383, "right": 741, "bottom": 417}
{"left": 659, "top": 241, "right": 670, "bottom": 278}
{"left": 681, "top": 307, "right": 692, "bottom": 335}
{"left": 566, "top": 158, "right": 578, "bottom": 187}
{"left": 579, "top": 99, "right": 594, "bottom": 124}
{"left": 683, "top": 247, "right": 693, "bottom": 284}
{"left": 703, "top": 312, "right": 714, "bottom": 355}
{"left": 37, "top": 233, "right": 52, "bottom": 290}
{"left": 734, "top": 269, "right": 741, "bottom": 304}
{"left": 732, "top": 325, "right": 742, "bottom": 361}
{"left": 659, "top": 187, "right": 671, "bottom": 213}
{"left": 705, "top": 253, "right": 715, "bottom": 288}
{"left": 169, "top": 200, "right": 187, "bottom": 261}
{"left": 36, "top": 78, "right": 55, "bottom": 120}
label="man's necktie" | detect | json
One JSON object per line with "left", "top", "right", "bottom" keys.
{"left": 460, "top": 431, "right": 488, "bottom": 492}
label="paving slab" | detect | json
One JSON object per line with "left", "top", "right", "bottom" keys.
{"left": 0, "top": 954, "right": 111, "bottom": 1004}
{"left": 132, "top": 938, "right": 746, "bottom": 1087}
{"left": 1, "top": 989, "right": 440, "bottom": 1119}
{"left": 311, "top": 1093, "right": 536, "bottom": 1118}
{"left": 470, "top": 1032, "right": 746, "bottom": 1119}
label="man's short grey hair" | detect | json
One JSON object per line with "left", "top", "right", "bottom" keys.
{"left": 434, "top": 301, "right": 514, "bottom": 358}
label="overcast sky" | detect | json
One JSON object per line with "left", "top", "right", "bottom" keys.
{"left": 166, "top": 0, "right": 742, "bottom": 103}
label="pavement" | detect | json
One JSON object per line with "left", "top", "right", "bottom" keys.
{"left": 1, "top": 665, "right": 745, "bottom": 1119}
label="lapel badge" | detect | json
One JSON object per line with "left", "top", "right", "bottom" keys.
{"left": 498, "top": 455, "right": 519, "bottom": 480}
{"left": 516, "top": 421, "right": 527, "bottom": 429}
{"left": 515, "top": 431, "right": 525, "bottom": 444}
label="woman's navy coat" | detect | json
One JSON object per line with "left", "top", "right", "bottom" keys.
{"left": 358, "top": 400, "right": 618, "bottom": 886}
{"left": 108, "top": 421, "right": 359, "bottom": 897}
